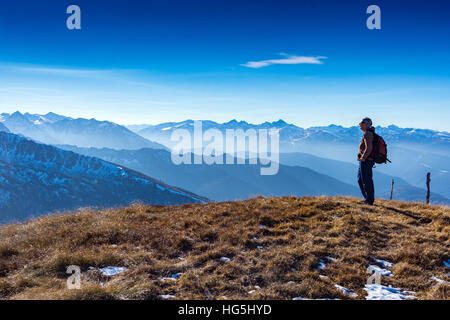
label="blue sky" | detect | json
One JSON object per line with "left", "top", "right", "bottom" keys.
{"left": 0, "top": 0, "right": 449, "bottom": 130}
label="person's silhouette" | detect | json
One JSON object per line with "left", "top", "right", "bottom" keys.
{"left": 357, "top": 117, "right": 375, "bottom": 205}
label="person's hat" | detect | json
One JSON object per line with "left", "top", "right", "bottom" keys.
{"left": 361, "top": 117, "right": 372, "bottom": 127}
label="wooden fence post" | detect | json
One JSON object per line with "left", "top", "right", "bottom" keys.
{"left": 390, "top": 179, "right": 394, "bottom": 200}
{"left": 426, "top": 172, "right": 431, "bottom": 204}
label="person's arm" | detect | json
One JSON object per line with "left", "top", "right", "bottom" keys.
{"left": 361, "top": 132, "right": 373, "bottom": 161}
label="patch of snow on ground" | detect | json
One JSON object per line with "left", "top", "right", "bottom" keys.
{"left": 160, "top": 273, "right": 183, "bottom": 281}
{"left": 368, "top": 265, "right": 393, "bottom": 277}
{"left": 159, "top": 294, "right": 176, "bottom": 299}
{"left": 334, "top": 284, "right": 358, "bottom": 298}
{"left": 315, "top": 256, "right": 337, "bottom": 271}
{"left": 364, "top": 284, "right": 416, "bottom": 300}
{"left": 248, "top": 287, "right": 261, "bottom": 294}
{"left": 220, "top": 257, "right": 231, "bottom": 262}
{"left": 315, "top": 259, "right": 326, "bottom": 270}
{"left": 443, "top": 259, "right": 450, "bottom": 268}
{"left": 431, "top": 276, "right": 447, "bottom": 284}
{"left": 98, "top": 266, "right": 127, "bottom": 277}
{"left": 160, "top": 277, "right": 176, "bottom": 281}
{"left": 373, "top": 258, "right": 393, "bottom": 268}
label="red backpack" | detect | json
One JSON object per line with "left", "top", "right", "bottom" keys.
{"left": 371, "top": 133, "right": 391, "bottom": 164}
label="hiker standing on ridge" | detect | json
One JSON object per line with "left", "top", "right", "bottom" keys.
{"left": 357, "top": 117, "right": 375, "bottom": 205}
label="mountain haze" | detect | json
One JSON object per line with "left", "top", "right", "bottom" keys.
{"left": 132, "top": 119, "right": 450, "bottom": 199}
{"left": 0, "top": 132, "right": 205, "bottom": 223}
{"left": 60, "top": 145, "right": 449, "bottom": 205}
{"left": 58, "top": 145, "right": 366, "bottom": 201}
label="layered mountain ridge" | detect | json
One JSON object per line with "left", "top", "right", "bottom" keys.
{"left": 0, "top": 131, "right": 205, "bottom": 223}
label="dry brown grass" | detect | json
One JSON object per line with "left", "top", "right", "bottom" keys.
{"left": 0, "top": 196, "right": 448, "bottom": 300}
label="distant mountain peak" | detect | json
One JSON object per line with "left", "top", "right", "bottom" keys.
{"left": 43, "top": 112, "right": 69, "bottom": 122}
{"left": 10, "top": 111, "right": 26, "bottom": 118}
{"left": 273, "top": 119, "right": 287, "bottom": 125}
{"left": 45, "top": 112, "right": 61, "bottom": 117}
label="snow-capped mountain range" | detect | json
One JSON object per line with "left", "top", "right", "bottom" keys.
{"left": 0, "top": 111, "right": 167, "bottom": 151}
{"left": 0, "top": 131, "right": 206, "bottom": 223}
{"left": 132, "top": 119, "right": 450, "bottom": 155}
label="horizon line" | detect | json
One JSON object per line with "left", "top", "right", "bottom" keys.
{"left": 1, "top": 110, "right": 449, "bottom": 134}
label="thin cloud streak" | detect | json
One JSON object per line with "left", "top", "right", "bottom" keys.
{"left": 241, "top": 53, "right": 327, "bottom": 68}
{"left": 11, "top": 65, "right": 114, "bottom": 78}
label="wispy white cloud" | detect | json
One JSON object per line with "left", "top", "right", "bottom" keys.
{"left": 11, "top": 65, "right": 113, "bottom": 78}
{"left": 2, "top": 63, "right": 169, "bottom": 89}
{"left": 241, "top": 53, "right": 327, "bottom": 68}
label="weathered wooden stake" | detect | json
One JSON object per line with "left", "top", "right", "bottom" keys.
{"left": 390, "top": 179, "right": 394, "bottom": 200}
{"left": 426, "top": 172, "right": 431, "bottom": 204}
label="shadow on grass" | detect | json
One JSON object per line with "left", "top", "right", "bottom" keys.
{"left": 384, "top": 206, "right": 432, "bottom": 224}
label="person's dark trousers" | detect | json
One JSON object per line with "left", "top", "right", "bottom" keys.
{"left": 358, "top": 160, "right": 375, "bottom": 204}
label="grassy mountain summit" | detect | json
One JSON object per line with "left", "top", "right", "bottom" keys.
{"left": 0, "top": 196, "right": 448, "bottom": 300}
